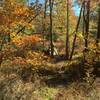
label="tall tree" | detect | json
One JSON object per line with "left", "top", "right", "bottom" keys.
{"left": 66, "top": 0, "right": 70, "bottom": 59}
{"left": 43, "top": 0, "right": 48, "bottom": 47}
{"left": 96, "top": 2, "right": 100, "bottom": 44}
{"left": 70, "top": 1, "right": 83, "bottom": 60}
{"left": 49, "top": 0, "right": 54, "bottom": 57}
{"left": 84, "top": 0, "right": 90, "bottom": 48}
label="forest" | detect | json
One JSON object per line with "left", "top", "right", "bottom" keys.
{"left": 0, "top": 0, "right": 100, "bottom": 100}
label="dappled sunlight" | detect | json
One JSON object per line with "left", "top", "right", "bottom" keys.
{"left": 0, "top": 0, "right": 100, "bottom": 100}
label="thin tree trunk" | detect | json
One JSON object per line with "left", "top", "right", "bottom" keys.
{"left": 69, "top": 2, "right": 84, "bottom": 60}
{"left": 96, "top": 4, "right": 100, "bottom": 44}
{"left": 43, "top": 0, "right": 48, "bottom": 48}
{"left": 83, "top": 1, "right": 85, "bottom": 37}
{"left": 49, "top": 0, "right": 54, "bottom": 57}
{"left": 84, "top": 0, "right": 90, "bottom": 48}
{"left": 0, "top": 52, "right": 3, "bottom": 66}
{"left": 66, "top": 0, "right": 69, "bottom": 60}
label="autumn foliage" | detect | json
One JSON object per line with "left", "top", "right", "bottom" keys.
{"left": 12, "top": 35, "right": 42, "bottom": 47}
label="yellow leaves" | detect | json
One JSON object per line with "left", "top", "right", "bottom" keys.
{"left": 12, "top": 57, "right": 27, "bottom": 65}
{"left": 0, "top": 0, "right": 35, "bottom": 41}
{"left": 77, "top": 32, "right": 84, "bottom": 39}
{"left": 19, "top": 21, "right": 33, "bottom": 29}
{"left": 27, "top": 59, "right": 41, "bottom": 66}
{"left": 89, "top": 43, "right": 97, "bottom": 50}
{"left": 4, "top": 27, "right": 10, "bottom": 33}
{"left": 14, "top": 4, "right": 29, "bottom": 16}
{"left": 11, "top": 32, "right": 16, "bottom": 38}
{"left": 27, "top": 23, "right": 33, "bottom": 29}
{"left": 11, "top": 21, "right": 18, "bottom": 27}
{"left": 11, "top": 20, "right": 33, "bottom": 30}
{"left": 26, "top": 51, "right": 46, "bottom": 67}
{"left": 0, "top": 25, "right": 9, "bottom": 34}
{"left": 27, "top": 51, "right": 42, "bottom": 59}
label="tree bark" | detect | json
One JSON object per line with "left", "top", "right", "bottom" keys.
{"left": 66, "top": 0, "right": 70, "bottom": 60}
{"left": 84, "top": 0, "right": 90, "bottom": 48}
{"left": 43, "top": 0, "right": 48, "bottom": 48}
{"left": 96, "top": 4, "right": 100, "bottom": 44}
{"left": 49, "top": 0, "right": 54, "bottom": 57}
{"left": 69, "top": 1, "right": 84, "bottom": 60}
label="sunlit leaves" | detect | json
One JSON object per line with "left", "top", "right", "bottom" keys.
{"left": 12, "top": 57, "right": 27, "bottom": 65}
{"left": 14, "top": 4, "right": 29, "bottom": 16}
{"left": 12, "top": 35, "right": 42, "bottom": 47}
{"left": 0, "top": 0, "right": 35, "bottom": 42}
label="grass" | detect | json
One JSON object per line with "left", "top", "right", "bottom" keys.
{"left": 32, "top": 86, "right": 58, "bottom": 100}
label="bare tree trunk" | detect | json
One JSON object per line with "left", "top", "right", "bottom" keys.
{"left": 83, "top": 1, "right": 85, "bottom": 37}
{"left": 0, "top": 52, "right": 3, "bottom": 66}
{"left": 66, "top": 0, "right": 70, "bottom": 60}
{"left": 69, "top": 2, "right": 84, "bottom": 60}
{"left": 84, "top": 0, "right": 90, "bottom": 48}
{"left": 43, "top": 0, "right": 48, "bottom": 48}
{"left": 49, "top": 0, "right": 54, "bottom": 57}
{"left": 96, "top": 4, "right": 100, "bottom": 44}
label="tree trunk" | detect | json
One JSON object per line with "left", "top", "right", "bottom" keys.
{"left": 66, "top": 0, "right": 70, "bottom": 60}
{"left": 49, "top": 0, "right": 54, "bottom": 57}
{"left": 69, "top": 2, "right": 83, "bottom": 60}
{"left": 43, "top": 0, "right": 48, "bottom": 48}
{"left": 96, "top": 5, "right": 100, "bottom": 44}
{"left": 84, "top": 0, "right": 90, "bottom": 48}
{"left": 0, "top": 52, "right": 3, "bottom": 66}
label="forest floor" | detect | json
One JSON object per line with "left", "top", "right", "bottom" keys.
{"left": 0, "top": 53, "right": 100, "bottom": 100}
{"left": 0, "top": 34, "right": 100, "bottom": 100}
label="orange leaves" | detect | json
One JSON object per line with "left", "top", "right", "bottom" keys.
{"left": 13, "top": 39, "right": 24, "bottom": 47}
{"left": 12, "top": 57, "right": 27, "bottom": 65}
{"left": 0, "top": 0, "right": 36, "bottom": 43}
{"left": 0, "top": 0, "right": 31, "bottom": 33}
{"left": 23, "top": 35, "right": 42, "bottom": 42}
{"left": 14, "top": 4, "right": 29, "bottom": 16}
{"left": 12, "top": 35, "right": 42, "bottom": 47}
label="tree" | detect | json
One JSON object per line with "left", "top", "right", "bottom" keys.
{"left": 84, "top": 0, "right": 90, "bottom": 48}
{"left": 0, "top": 0, "right": 42, "bottom": 66}
{"left": 66, "top": 0, "right": 70, "bottom": 59}
{"left": 96, "top": 2, "right": 100, "bottom": 44}
{"left": 69, "top": 1, "right": 83, "bottom": 60}
{"left": 49, "top": 0, "right": 54, "bottom": 57}
{"left": 42, "top": 0, "right": 48, "bottom": 47}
